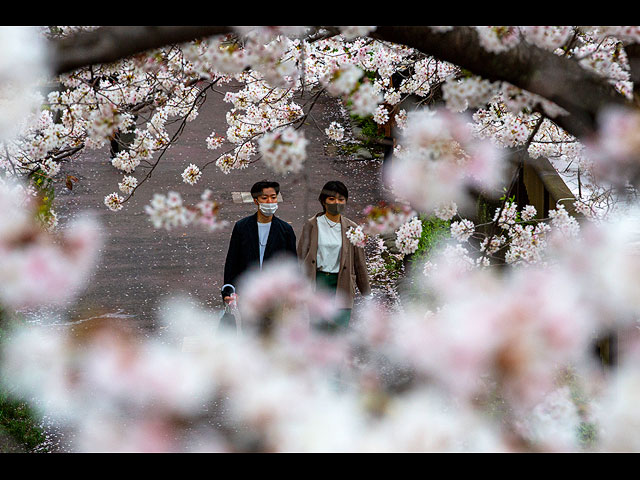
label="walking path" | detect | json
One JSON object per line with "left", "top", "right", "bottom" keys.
{"left": 34, "top": 84, "right": 385, "bottom": 331}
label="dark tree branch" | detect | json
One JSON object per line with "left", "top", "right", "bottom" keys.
{"left": 50, "top": 26, "right": 233, "bottom": 76}
{"left": 624, "top": 43, "right": 640, "bottom": 87}
{"left": 371, "top": 26, "right": 633, "bottom": 138}
{"left": 48, "top": 26, "right": 635, "bottom": 140}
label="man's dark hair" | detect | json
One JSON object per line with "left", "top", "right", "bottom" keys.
{"left": 251, "top": 180, "right": 280, "bottom": 198}
{"left": 319, "top": 180, "right": 349, "bottom": 212}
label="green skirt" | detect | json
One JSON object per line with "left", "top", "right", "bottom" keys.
{"left": 315, "top": 271, "right": 351, "bottom": 332}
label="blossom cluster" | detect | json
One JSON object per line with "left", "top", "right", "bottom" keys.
{"left": 442, "top": 76, "right": 498, "bottom": 113}
{"left": 218, "top": 70, "right": 305, "bottom": 175}
{"left": 394, "top": 217, "right": 423, "bottom": 255}
{"left": 474, "top": 26, "right": 521, "bottom": 53}
{"left": 433, "top": 200, "right": 580, "bottom": 269}
{"left": 345, "top": 225, "right": 366, "bottom": 248}
{"left": 206, "top": 131, "right": 225, "bottom": 150}
{"left": 520, "top": 26, "right": 573, "bottom": 51}
{"left": 144, "top": 191, "right": 194, "bottom": 230}
{"left": 118, "top": 175, "right": 137, "bottom": 195}
{"left": 181, "top": 163, "right": 202, "bottom": 186}
{"left": 471, "top": 26, "right": 574, "bottom": 55}
{"left": 449, "top": 218, "right": 475, "bottom": 243}
{"left": 573, "top": 34, "right": 632, "bottom": 96}
{"left": 258, "top": 126, "right": 308, "bottom": 175}
{"left": 143, "top": 190, "right": 228, "bottom": 232}
{"left": 434, "top": 201, "right": 458, "bottom": 221}
{"left": 41, "top": 47, "right": 206, "bottom": 205}
{"left": 193, "top": 189, "right": 230, "bottom": 232}
{"left": 111, "top": 151, "right": 140, "bottom": 174}
{"left": 349, "top": 81, "right": 384, "bottom": 117}
{"left": 372, "top": 105, "right": 390, "bottom": 125}
{"left": 318, "top": 63, "right": 383, "bottom": 117}
{"left": 325, "top": 121, "right": 345, "bottom": 141}
{"left": 104, "top": 192, "right": 124, "bottom": 212}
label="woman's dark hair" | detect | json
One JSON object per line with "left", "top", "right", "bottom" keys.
{"left": 251, "top": 180, "right": 280, "bottom": 198}
{"left": 319, "top": 180, "right": 348, "bottom": 212}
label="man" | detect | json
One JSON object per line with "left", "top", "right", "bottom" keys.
{"left": 222, "top": 180, "right": 297, "bottom": 302}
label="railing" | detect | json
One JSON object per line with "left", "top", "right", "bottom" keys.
{"left": 522, "top": 155, "right": 580, "bottom": 219}
{"left": 520, "top": 154, "right": 614, "bottom": 369}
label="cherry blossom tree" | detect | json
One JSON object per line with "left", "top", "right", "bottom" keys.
{"left": 3, "top": 25, "right": 640, "bottom": 452}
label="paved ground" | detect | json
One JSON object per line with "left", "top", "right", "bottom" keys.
{"left": 32, "top": 83, "right": 385, "bottom": 330}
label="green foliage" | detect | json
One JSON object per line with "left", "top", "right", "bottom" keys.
{"left": 556, "top": 367, "right": 599, "bottom": 450}
{"left": 408, "top": 215, "right": 451, "bottom": 265}
{"left": 337, "top": 142, "right": 365, "bottom": 156}
{"left": 400, "top": 215, "right": 451, "bottom": 305}
{"left": 337, "top": 111, "right": 384, "bottom": 158}
{"left": 578, "top": 422, "right": 598, "bottom": 449}
{"left": 363, "top": 70, "right": 377, "bottom": 82}
{"left": 382, "top": 251, "right": 404, "bottom": 279}
{"left": 346, "top": 70, "right": 384, "bottom": 141}
{"left": 458, "top": 68, "right": 474, "bottom": 79}
{"left": 350, "top": 113, "right": 383, "bottom": 141}
{"left": 477, "top": 195, "right": 493, "bottom": 225}
{"left": 0, "top": 394, "right": 48, "bottom": 453}
{"left": 0, "top": 313, "right": 51, "bottom": 453}
{"left": 32, "top": 169, "right": 56, "bottom": 227}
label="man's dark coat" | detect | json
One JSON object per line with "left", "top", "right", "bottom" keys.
{"left": 223, "top": 213, "right": 297, "bottom": 289}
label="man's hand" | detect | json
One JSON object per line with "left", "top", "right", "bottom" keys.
{"left": 224, "top": 293, "right": 238, "bottom": 306}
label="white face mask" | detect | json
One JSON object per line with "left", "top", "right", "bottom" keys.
{"left": 259, "top": 202, "right": 278, "bottom": 216}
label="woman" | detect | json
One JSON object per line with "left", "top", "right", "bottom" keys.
{"left": 297, "top": 181, "right": 371, "bottom": 330}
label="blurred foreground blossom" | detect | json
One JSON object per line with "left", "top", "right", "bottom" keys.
{"left": 597, "top": 358, "right": 640, "bottom": 452}
{"left": 361, "top": 202, "right": 416, "bottom": 236}
{"left": 2, "top": 299, "right": 226, "bottom": 452}
{"left": 238, "top": 257, "right": 340, "bottom": 328}
{"left": 0, "top": 179, "right": 101, "bottom": 309}
{"left": 0, "top": 288, "right": 355, "bottom": 452}
{"left": 394, "top": 265, "right": 597, "bottom": 409}
{"left": 4, "top": 220, "right": 640, "bottom": 451}
{"left": 0, "top": 292, "right": 508, "bottom": 452}
{"left": 514, "top": 386, "right": 584, "bottom": 452}
{"left": 586, "top": 106, "right": 640, "bottom": 187}
{"left": 0, "top": 26, "right": 48, "bottom": 142}
{"left": 386, "top": 108, "right": 506, "bottom": 216}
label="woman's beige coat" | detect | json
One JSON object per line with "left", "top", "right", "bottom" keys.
{"left": 297, "top": 213, "right": 371, "bottom": 309}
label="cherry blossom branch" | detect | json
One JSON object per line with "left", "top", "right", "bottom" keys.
{"left": 121, "top": 81, "right": 216, "bottom": 203}
{"left": 371, "top": 26, "right": 632, "bottom": 138}
{"left": 47, "top": 26, "right": 634, "bottom": 140}
{"left": 475, "top": 116, "right": 546, "bottom": 263}
{"left": 50, "top": 26, "right": 234, "bottom": 75}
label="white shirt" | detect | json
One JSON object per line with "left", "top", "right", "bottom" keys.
{"left": 257, "top": 221, "right": 271, "bottom": 268}
{"left": 316, "top": 215, "right": 342, "bottom": 273}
